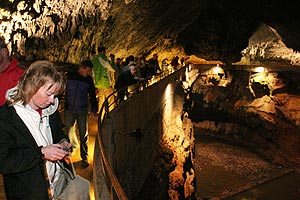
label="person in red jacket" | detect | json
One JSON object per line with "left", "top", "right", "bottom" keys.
{"left": 0, "top": 36, "right": 24, "bottom": 106}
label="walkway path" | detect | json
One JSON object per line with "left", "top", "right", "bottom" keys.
{"left": 69, "top": 116, "right": 97, "bottom": 200}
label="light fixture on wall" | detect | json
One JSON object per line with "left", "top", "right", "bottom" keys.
{"left": 253, "top": 66, "right": 265, "bottom": 73}
{"left": 129, "top": 128, "right": 143, "bottom": 138}
{"left": 211, "top": 64, "right": 224, "bottom": 75}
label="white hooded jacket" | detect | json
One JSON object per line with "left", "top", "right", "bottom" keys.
{"left": 6, "top": 87, "right": 61, "bottom": 192}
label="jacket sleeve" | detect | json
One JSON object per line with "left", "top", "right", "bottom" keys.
{"left": 0, "top": 107, "right": 44, "bottom": 174}
{"left": 98, "top": 56, "right": 115, "bottom": 72}
{"left": 50, "top": 110, "right": 69, "bottom": 144}
{"left": 0, "top": 128, "right": 44, "bottom": 174}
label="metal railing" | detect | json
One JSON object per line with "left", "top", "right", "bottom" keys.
{"left": 95, "top": 68, "right": 180, "bottom": 199}
{"left": 96, "top": 89, "right": 128, "bottom": 200}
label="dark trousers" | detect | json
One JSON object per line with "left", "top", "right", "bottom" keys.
{"left": 64, "top": 109, "right": 88, "bottom": 161}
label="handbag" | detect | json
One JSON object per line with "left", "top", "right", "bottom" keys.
{"left": 53, "top": 158, "right": 90, "bottom": 200}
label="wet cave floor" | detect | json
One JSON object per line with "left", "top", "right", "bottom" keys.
{"left": 194, "top": 135, "right": 300, "bottom": 200}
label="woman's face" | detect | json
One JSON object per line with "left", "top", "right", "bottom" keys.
{"left": 28, "top": 81, "right": 60, "bottom": 110}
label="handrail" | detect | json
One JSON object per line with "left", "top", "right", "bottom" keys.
{"left": 95, "top": 67, "right": 180, "bottom": 199}
{"left": 97, "top": 92, "right": 128, "bottom": 199}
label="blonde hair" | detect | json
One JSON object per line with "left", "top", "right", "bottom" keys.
{"left": 9, "top": 60, "right": 65, "bottom": 105}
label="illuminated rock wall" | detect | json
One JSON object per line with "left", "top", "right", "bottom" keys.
{"left": 1, "top": 1, "right": 300, "bottom": 65}
{"left": 0, "top": 0, "right": 111, "bottom": 62}
{"left": 189, "top": 66, "right": 300, "bottom": 168}
{"left": 97, "top": 68, "right": 196, "bottom": 200}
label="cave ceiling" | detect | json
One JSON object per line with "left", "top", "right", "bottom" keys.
{"left": 0, "top": 0, "right": 299, "bottom": 66}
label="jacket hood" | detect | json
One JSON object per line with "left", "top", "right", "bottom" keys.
{"left": 6, "top": 86, "right": 59, "bottom": 117}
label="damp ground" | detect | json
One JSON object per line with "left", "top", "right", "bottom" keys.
{"left": 194, "top": 135, "right": 300, "bottom": 200}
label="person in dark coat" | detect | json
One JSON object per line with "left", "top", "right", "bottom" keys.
{"left": 147, "top": 53, "right": 161, "bottom": 75}
{"left": 64, "top": 59, "right": 98, "bottom": 167}
{"left": 114, "top": 64, "right": 141, "bottom": 103}
{"left": 0, "top": 60, "right": 70, "bottom": 200}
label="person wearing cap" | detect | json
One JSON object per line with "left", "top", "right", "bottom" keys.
{"left": 0, "top": 36, "right": 24, "bottom": 106}
{"left": 64, "top": 60, "right": 98, "bottom": 168}
{"left": 114, "top": 63, "right": 142, "bottom": 103}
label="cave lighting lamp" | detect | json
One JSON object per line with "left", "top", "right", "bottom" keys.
{"left": 211, "top": 64, "right": 224, "bottom": 75}
{"left": 253, "top": 66, "right": 265, "bottom": 73}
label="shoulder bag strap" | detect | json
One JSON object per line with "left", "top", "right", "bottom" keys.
{"left": 57, "top": 159, "right": 76, "bottom": 180}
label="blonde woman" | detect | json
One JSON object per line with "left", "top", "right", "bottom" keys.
{"left": 0, "top": 60, "right": 71, "bottom": 199}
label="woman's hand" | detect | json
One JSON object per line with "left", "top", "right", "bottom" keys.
{"left": 60, "top": 140, "right": 72, "bottom": 151}
{"left": 41, "top": 144, "right": 70, "bottom": 161}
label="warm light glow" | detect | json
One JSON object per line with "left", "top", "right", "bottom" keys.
{"left": 251, "top": 71, "right": 276, "bottom": 85}
{"left": 251, "top": 73, "right": 266, "bottom": 83}
{"left": 17, "top": 1, "right": 26, "bottom": 11}
{"left": 211, "top": 64, "right": 224, "bottom": 75}
{"left": 185, "top": 67, "right": 189, "bottom": 82}
{"left": 254, "top": 66, "right": 265, "bottom": 73}
{"left": 152, "top": 77, "right": 156, "bottom": 84}
{"left": 163, "top": 83, "right": 174, "bottom": 131}
{"left": 188, "top": 64, "right": 192, "bottom": 71}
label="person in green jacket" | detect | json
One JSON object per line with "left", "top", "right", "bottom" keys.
{"left": 92, "top": 46, "right": 116, "bottom": 112}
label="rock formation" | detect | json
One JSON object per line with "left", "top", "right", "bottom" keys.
{"left": 0, "top": 0, "right": 299, "bottom": 65}
{"left": 1, "top": 1, "right": 300, "bottom": 199}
